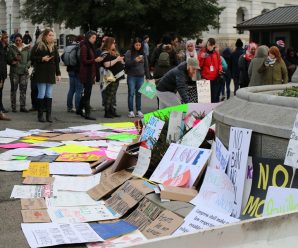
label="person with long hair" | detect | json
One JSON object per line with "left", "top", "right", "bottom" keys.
{"left": 30, "top": 28, "right": 61, "bottom": 122}
{"left": 77, "top": 31, "right": 103, "bottom": 120}
{"left": 125, "top": 37, "right": 150, "bottom": 118}
{"left": 101, "top": 37, "right": 125, "bottom": 118}
{"left": 258, "top": 46, "right": 288, "bottom": 85}
{"left": 285, "top": 48, "right": 298, "bottom": 82}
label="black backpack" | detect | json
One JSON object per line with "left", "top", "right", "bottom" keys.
{"left": 61, "top": 44, "right": 80, "bottom": 66}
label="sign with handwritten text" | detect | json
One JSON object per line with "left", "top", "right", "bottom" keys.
{"left": 209, "top": 137, "right": 230, "bottom": 171}
{"left": 196, "top": 80, "right": 211, "bottom": 103}
{"left": 284, "top": 113, "right": 298, "bottom": 168}
{"left": 56, "top": 153, "right": 102, "bottom": 162}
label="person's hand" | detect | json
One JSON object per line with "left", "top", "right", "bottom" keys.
{"left": 56, "top": 75, "right": 61, "bottom": 82}
{"left": 42, "top": 55, "right": 53, "bottom": 62}
{"left": 135, "top": 55, "right": 143, "bottom": 62}
{"left": 117, "top": 56, "right": 124, "bottom": 63}
{"left": 95, "top": 56, "right": 103, "bottom": 63}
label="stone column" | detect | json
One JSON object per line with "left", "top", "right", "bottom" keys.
{"left": 218, "top": 0, "right": 237, "bottom": 35}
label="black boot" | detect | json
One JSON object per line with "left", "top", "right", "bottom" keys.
{"left": 37, "top": 98, "right": 45, "bottom": 122}
{"left": 104, "top": 107, "right": 114, "bottom": 118}
{"left": 77, "top": 96, "right": 85, "bottom": 117}
{"left": 45, "top": 98, "right": 53, "bottom": 123}
{"left": 111, "top": 107, "right": 121, "bottom": 117}
{"left": 84, "top": 104, "right": 96, "bottom": 120}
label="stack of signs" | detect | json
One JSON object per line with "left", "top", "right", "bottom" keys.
{"left": 284, "top": 113, "right": 298, "bottom": 168}
{"left": 149, "top": 143, "right": 211, "bottom": 188}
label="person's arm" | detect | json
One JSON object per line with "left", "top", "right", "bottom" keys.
{"left": 124, "top": 51, "right": 136, "bottom": 68}
{"left": 258, "top": 58, "right": 268, "bottom": 73}
{"left": 30, "top": 44, "right": 43, "bottom": 63}
{"left": 248, "top": 61, "right": 253, "bottom": 79}
{"left": 218, "top": 53, "right": 223, "bottom": 73}
{"left": 80, "top": 44, "right": 96, "bottom": 65}
{"left": 198, "top": 50, "right": 205, "bottom": 69}
{"left": 176, "top": 72, "right": 189, "bottom": 103}
{"left": 144, "top": 55, "right": 150, "bottom": 79}
{"left": 54, "top": 47, "right": 61, "bottom": 77}
{"left": 6, "top": 46, "right": 15, "bottom": 65}
{"left": 103, "top": 55, "right": 122, "bottom": 68}
{"left": 281, "top": 59, "right": 288, "bottom": 84}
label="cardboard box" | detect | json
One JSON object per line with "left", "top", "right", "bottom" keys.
{"left": 160, "top": 185, "right": 198, "bottom": 202}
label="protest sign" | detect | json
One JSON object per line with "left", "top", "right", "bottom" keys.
{"left": 173, "top": 206, "right": 239, "bottom": 236}
{"left": 105, "top": 180, "right": 153, "bottom": 216}
{"left": 55, "top": 153, "right": 102, "bottom": 162}
{"left": 0, "top": 160, "right": 30, "bottom": 171}
{"left": 23, "top": 176, "right": 54, "bottom": 185}
{"left": 226, "top": 127, "right": 252, "bottom": 218}
{"left": 47, "top": 144, "right": 99, "bottom": 154}
{"left": 142, "top": 210, "right": 184, "bottom": 239}
{"left": 21, "top": 199, "right": 47, "bottom": 210}
{"left": 0, "top": 142, "right": 33, "bottom": 149}
{"left": 181, "top": 111, "right": 213, "bottom": 148}
{"left": 132, "top": 147, "right": 152, "bottom": 177}
{"left": 22, "top": 210, "right": 51, "bottom": 223}
{"left": 27, "top": 155, "right": 59, "bottom": 163}
{"left": 47, "top": 133, "right": 87, "bottom": 141}
{"left": 160, "top": 185, "right": 197, "bottom": 202}
{"left": 11, "top": 185, "right": 53, "bottom": 198}
{"left": 166, "top": 111, "right": 184, "bottom": 143}
{"left": 242, "top": 157, "right": 294, "bottom": 219}
{"left": 209, "top": 137, "right": 230, "bottom": 171}
{"left": 21, "top": 223, "right": 102, "bottom": 247}
{"left": 87, "top": 170, "right": 132, "bottom": 200}
{"left": 140, "top": 116, "right": 165, "bottom": 149}
{"left": 263, "top": 186, "right": 298, "bottom": 217}
{"left": 196, "top": 80, "right": 211, "bottom": 103}
{"left": 139, "top": 81, "right": 157, "bottom": 99}
{"left": 149, "top": 143, "right": 211, "bottom": 188}
{"left": 190, "top": 167, "right": 234, "bottom": 215}
{"left": 49, "top": 162, "right": 92, "bottom": 175}
{"left": 22, "top": 162, "right": 50, "bottom": 178}
{"left": 241, "top": 156, "right": 254, "bottom": 210}
{"left": 284, "top": 113, "right": 298, "bottom": 168}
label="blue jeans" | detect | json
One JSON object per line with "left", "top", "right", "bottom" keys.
{"left": 127, "top": 76, "right": 144, "bottom": 112}
{"left": 37, "top": 83, "right": 53, "bottom": 99}
{"left": 67, "top": 71, "right": 83, "bottom": 110}
{"left": 222, "top": 74, "right": 231, "bottom": 99}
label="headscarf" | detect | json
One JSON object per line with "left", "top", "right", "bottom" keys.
{"left": 185, "top": 40, "right": 197, "bottom": 60}
{"left": 244, "top": 42, "right": 258, "bottom": 62}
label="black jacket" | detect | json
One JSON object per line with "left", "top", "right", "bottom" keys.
{"left": 230, "top": 47, "right": 244, "bottom": 78}
{"left": 0, "top": 42, "right": 8, "bottom": 80}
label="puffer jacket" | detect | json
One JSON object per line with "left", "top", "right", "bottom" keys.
{"left": 7, "top": 44, "right": 31, "bottom": 75}
{"left": 198, "top": 48, "right": 222, "bottom": 80}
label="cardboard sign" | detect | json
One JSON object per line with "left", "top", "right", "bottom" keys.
{"left": 23, "top": 176, "right": 54, "bottom": 185}
{"left": 209, "top": 137, "right": 230, "bottom": 171}
{"left": 87, "top": 170, "right": 132, "bottom": 200}
{"left": 105, "top": 180, "right": 154, "bottom": 216}
{"left": 166, "top": 111, "right": 184, "bottom": 143}
{"left": 160, "top": 185, "right": 197, "bottom": 202}
{"left": 142, "top": 210, "right": 184, "bottom": 239}
{"left": 140, "top": 116, "right": 165, "bottom": 149}
{"left": 47, "top": 133, "right": 87, "bottom": 141}
{"left": 284, "top": 113, "right": 298, "bottom": 168}
{"left": 196, "top": 80, "right": 211, "bottom": 103}
{"left": 22, "top": 210, "right": 51, "bottom": 223}
{"left": 55, "top": 153, "right": 102, "bottom": 162}
{"left": 190, "top": 167, "right": 234, "bottom": 215}
{"left": 181, "top": 111, "right": 213, "bottom": 148}
{"left": 242, "top": 157, "right": 294, "bottom": 219}
{"left": 173, "top": 206, "right": 239, "bottom": 236}
{"left": 132, "top": 147, "right": 152, "bottom": 177}
{"left": 11, "top": 185, "right": 53, "bottom": 198}
{"left": 227, "top": 127, "right": 252, "bottom": 218}
{"left": 22, "top": 162, "right": 50, "bottom": 178}
{"left": 21, "top": 198, "right": 47, "bottom": 210}
{"left": 139, "top": 81, "right": 157, "bottom": 99}
{"left": 149, "top": 143, "right": 211, "bottom": 188}
{"left": 125, "top": 198, "right": 164, "bottom": 231}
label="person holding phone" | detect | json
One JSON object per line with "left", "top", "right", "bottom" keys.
{"left": 30, "top": 28, "right": 61, "bottom": 122}
{"left": 125, "top": 37, "right": 150, "bottom": 118}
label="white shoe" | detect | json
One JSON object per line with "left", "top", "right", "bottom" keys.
{"left": 136, "top": 111, "right": 144, "bottom": 118}
{"left": 128, "top": 111, "right": 135, "bottom": 118}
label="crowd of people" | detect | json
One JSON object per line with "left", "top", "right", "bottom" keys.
{"left": 0, "top": 28, "right": 297, "bottom": 121}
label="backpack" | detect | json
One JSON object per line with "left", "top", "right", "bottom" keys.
{"left": 61, "top": 44, "right": 80, "bottom": 66}
{"left": 157, "top": 51, "right": 170, "bottom": 68}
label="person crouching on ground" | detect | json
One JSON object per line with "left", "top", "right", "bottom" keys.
{"left": 156, "top": 57, "right": 199, "bottom": 109}
{"left": 30, "top": 28, "right": 61, "bottom": 122}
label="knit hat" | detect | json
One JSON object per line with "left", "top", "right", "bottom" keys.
{"left": 235, "top": 38, "right": 243, "bottom": 48}
{"left": 187, "top": 57, "right": 200, "bottom": 69}
{"left": 276, "top": 40, "right": 285, "bottom": 48}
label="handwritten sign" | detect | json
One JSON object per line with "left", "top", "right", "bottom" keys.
{"left": 21, "top": 199, "right": 47, "bottom": 210}
{"left": 149, "top": 143, "right": 211, "bottom": 187}
{"left": 284, "top": 113, "right": 298, "bottom": 168}
{"left": 196, "top": 80, "right": 211, "bottom": 103}
{"left": 132, "top": 147, "right": 152, "bottom": 177}
{"left": 263, "top": 186, "right": 298, "bottom": 217}
{"left": 11, "top": 185, "right": 53, "bottom": 198}
{"left": 181, "top": 111, "right": 213, "bottom": 148}
{"left": 142, "top": 210, "right": 184, "bottom": 239}
{"left": 242, "top": 157, "right": 294, "bottom": 219}
{"left": 241, "top": 156, "right": 253, "bottom": 210}
{"left": 173, "top": 206, "right": 239, "bottom": 236}
{"left": 166, "top": 111, "right": 184, "bottom": 143}
{"left": 226, "top": 127, "right": 252, "bottom": 218}
{"left": 140, "top": 116, "right": 165, "bottom": 149}
{"left": 139, "top": 81, "right": 157, "bottom": 99}
{"left": 22, "top": 210, "right": 51, "bottom": 223}
{"left": 55, "top": 153, "right": 102, "bottom": 162}
{"left": 209, "top": 137, "right": 230, "bottom": 171}
{"left": 23, "top": 176, "right": 54, "bottom": 185}
{"left": 0, "top": 160, "right": 30, "bottom": 171}
{"left": 22, "top": 162, "right": 50, "bottom": 178}
{"left": 190, "top": 167, "right": 234, "bottom": 215}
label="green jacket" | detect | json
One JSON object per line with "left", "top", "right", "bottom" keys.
{"left": 258, "top": 58, "right": 288, "bottom": 85}
{"left": 7, "top": 44, "right": 31, "bottom": 75}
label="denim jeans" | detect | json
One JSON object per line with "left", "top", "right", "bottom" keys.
{"left": 67, "top": 71, "right": 83, "bottom": 110}
{"left": 210, "top": 79, "right": 221, "bottom": 103}
{"left": 127, "top": 76, "right": 144, "bottom": 112}
{"left": 37, "top": 83, "right": 54, "bottom": 99}
{"left": 222, "top": 74, "right": 231, "bottom": 99}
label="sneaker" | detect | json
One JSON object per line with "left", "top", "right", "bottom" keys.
{"left": 67, "top": 108, "right": 75, "bottom": 113}
{"left": 136, "top": 111, "right": 144, "bottom": 118}
{"left": 128, "top": 111, "right": 135, "bottom": 118}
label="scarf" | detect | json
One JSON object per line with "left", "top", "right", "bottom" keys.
{"left": 266, "top": 56, "right": 276, "bottom": 65}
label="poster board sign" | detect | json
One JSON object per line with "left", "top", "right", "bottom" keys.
{"left": 132, "top": 147, "right": 152, "bottom": 177}
{"left": 196, "top": 80, "right": 211, "bottom": 103}
{"left": 139, "top": 81, "right": 157, "bottom": 99}
{"left": 166, "top": 111, "right": 184, "bottom": 143}
{"left": 284, "top": 113, "right": 298, "bottom": 168}
{"left": 209, "top": 137, "right": 230, "bottom": 171}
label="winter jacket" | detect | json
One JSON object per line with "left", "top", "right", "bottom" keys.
{"left": 230, "top": 47, "right": 244, "bottom": 78}
{"left": 79, "top": 40, "right": 97, "bottom": 84}
{"left": 30, "top": 42, "right": 60, "bottom": 84}
{"left": 198, "top": 48, "right": 222, "bottom": 81}
{"left": 248, "top": 46, "right": 269, "bottom": 87}
{"left": 7, "top": 44, "right": 31, "bottom": 75}
{"left": 238, "top": 55, "right": 250, "bottom": 87}
{"left": 258, "top": 58, "right": 288, "bottom": 85}
{"left": 124, "top": 50, "right": 150, "bottom": 78}
{"left": 156, "top": 62, "right": 190, "bottom": 103}
{"left": 0, "top": 42, "right": 8, "bottom": 81}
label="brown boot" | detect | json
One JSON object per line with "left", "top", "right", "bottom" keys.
{"left": 0, "top": 112, "right": 11, "bottom": 121}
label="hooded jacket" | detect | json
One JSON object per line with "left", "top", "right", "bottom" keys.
{"left": 198, "top": 48, "right": 222, "bottom": 81}
{"left": 7, "top": 44, "right": 31, "bottom": 75}
{"left": 248, "top": 46, "right": 269, "bottom": 87}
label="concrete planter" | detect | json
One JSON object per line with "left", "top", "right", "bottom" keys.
{"left": 213, "top": 83, "right": 298, "bottom": 159}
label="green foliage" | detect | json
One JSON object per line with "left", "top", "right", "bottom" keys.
{"left": 22, "top": 0, "right": 223, "bottom": 43}
{"left": 278, "top": 87, "right": 298, "bottom": 98}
